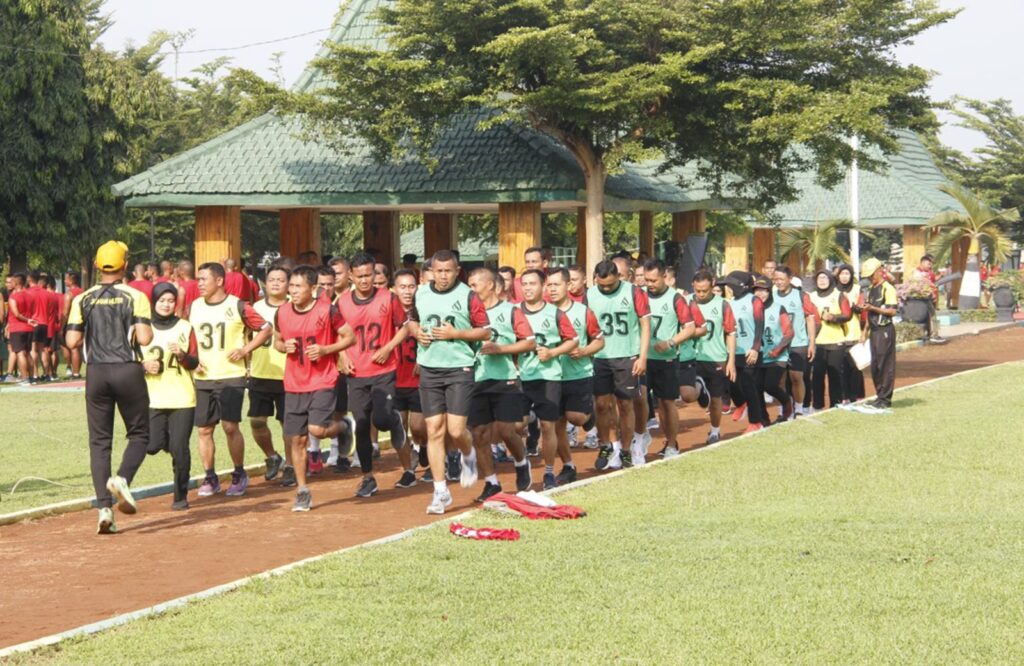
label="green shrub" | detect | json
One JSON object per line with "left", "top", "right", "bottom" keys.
{"left": 958, "top": 308, "right": 998, "bottom": 322}
{"left": 895, "top": 321, "right": 925, "bottom": 343}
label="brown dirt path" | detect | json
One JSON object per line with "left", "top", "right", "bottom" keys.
{"left": 2, "top": 326, "right": 1022, "bottom": 649}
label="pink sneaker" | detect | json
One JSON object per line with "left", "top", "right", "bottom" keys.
{"left": 197, "top": 476, "right": 220, "bottom": 497}
{"left": 225, "top": 471, "right": 249, "bottom": 497}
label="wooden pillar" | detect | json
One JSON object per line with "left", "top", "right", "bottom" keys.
{"left": 783, "top": 248, "right": 808, "bottom": 277}
{"left": 950, "top": 235, "right": 969, "bottom": 308}
{"left": 638, "top": 210, "right": 655, "bottom": 258}
{"left": 279, "top": 208, "right": 321, "bottom": 260}
{"left": 195, "top": 206, "right": 241, "bottom": 267}
{"left": 724, "top": 232, "right": 749, "bottom": 274}
{"left": 423, "top": 213, "right": 457, "bottom": 260}
{"left": 362, "top": 210, "right": 400, "bottom": 270}
{"left": 575, "top": 207, "right": 588, "bottom": 269}
{"left": 752, "top": 228, "right": 776, "bottom": 273}
{"left": 498, "top": 202, "right": 541, "bottom": 272}
{"left": 902, "top": 225, "right": 927, "bottom": 277}
{"left": 672, "top": 210, "right": 706, "bottom": 243}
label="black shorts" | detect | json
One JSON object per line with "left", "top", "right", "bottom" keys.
{"left": 647, "top": 359, "right": 680, "bottom": 401}
{"left": 247, "top": 378, "right": 284, "bottom": 421}
{"left": 283, "top": 389, "right": 337, "bottom": 437}
{"left": 50, "top": 331, "right": 62, "bottom": 352}
{"left": 33, "top": 325, "right": 50, "bottom": 346}
{"left": 394, "top": 386, "right": 422, "bottom": 413}
{"left": 419, "top": 366, "right": 474, "bottom": 418}
{"left": 560, "top": 377, "right": 594, "bottom": 416}
{"left": 468, "top": 379, "right": 523, "bottom": 427}
{"left": 195, "top": 385, "right": 245, "bottom": 426}
{"left": 677, "top": 359, "right": 697, "bottom": 388}
{"left": 348, "top": 372, "right": 397, "bottom": 419}
{"left": 788, "top": 346, "right": 809, "bottom": 372}
{"left": 334, "top": 373, "right": 348, "bottom": 414}
{"left": 695, "top": 360, "right": 728, "bottom": 398}
{"left": 522, "top": 379, "right": 562, "bottom": 422}
{"left": 10, "top": 331, "right": 32, "bottom": 354}
{"left": 593, "top": 357, "right": 640, "bottom": 400}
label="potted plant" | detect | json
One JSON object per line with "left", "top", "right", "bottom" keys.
{"left": 985, "top": 271, "right": 1021, "bottom": 308}
{"left": 897, "top": 277, "right": 934, "bottom": 324}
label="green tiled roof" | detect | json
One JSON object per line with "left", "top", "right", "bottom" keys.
{"left": 398, "top": 225, "right": 494, "bottom": 262}
{"left": 755, "top": 130, "right": 963, "bottom": 228}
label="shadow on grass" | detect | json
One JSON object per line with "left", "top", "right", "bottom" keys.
{"left": 892, "top": 397, "right": 925, "bottom": 409}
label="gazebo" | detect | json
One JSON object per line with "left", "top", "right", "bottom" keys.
{"left": 111, "top": 0, "right": 732, "bottom": 273}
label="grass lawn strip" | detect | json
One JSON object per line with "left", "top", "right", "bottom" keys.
{"left": 10, "top": 362, "right": 1024, "bottom": 664}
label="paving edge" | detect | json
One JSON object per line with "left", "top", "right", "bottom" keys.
{"left": 1, "top": 358, "right": 1019, "bottom": 660}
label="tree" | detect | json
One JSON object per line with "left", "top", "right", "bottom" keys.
{"left": 292, "top": 0, "right": 952, "bottom": 273}
{"left": 926, "top": 183, "right": 1019, "bottom": 309}
{"left": 777, "top": 219, "right": 870, "bottom": 274}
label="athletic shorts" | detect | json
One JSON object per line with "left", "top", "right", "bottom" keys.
{"left": 247, "top": 378, "right": 284, "bottom": 421}
{"left": 695, "top": 360, "right": 728, "bottom": 398}
{"left": 468, "top": 379, "right": 523, "bottom": 427}
{"left": 9, "top": 331, "right": 32, "bottom": 354}
{"left": 593, "top": 357, "right": 640, "bottom": 400}
{"left": 394, "top": 386, "right": 422, "bottom": 414}
{"left": 49, "top": 331, "right": 62, "bottom": 352}
{"left": 283, "top": 389, "right": 336, "bottom": 437}
{"left": 334, "top": 373, "right": 349, "bottom": 414}
{"left": 677, "top": 359, "right": 697, "bottom": 388}
{"left": 522, "top": 379, "right": 562, "bottom": 422}
{"left": 788, "top": 346, "right": 809, "bottom": 372}
{"left": 647, "top": 359, "right": 680, "bottom": 401}
{"left": 348, "top": 372, "right": 397, "bottom": 418}
{"left": 33, "top": 325, "right": 50, "bottom": 346}
{"left": 419, "top": 366, "right": 474, "bottom": 418}
{"left": 195, "top": 385, "right": 245, "bottom": 426}
{"left": 560, "top": 377, "right": 594, "bottom": 416}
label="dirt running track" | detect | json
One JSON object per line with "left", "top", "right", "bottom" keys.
{"left": 2, "top": 327, "right": 1023, "bottom": 649}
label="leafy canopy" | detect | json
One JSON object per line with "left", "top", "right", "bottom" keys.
{"left": 926, "top": 183, "right": 1019, "bottom": 264}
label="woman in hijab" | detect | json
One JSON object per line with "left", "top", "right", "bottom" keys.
{"left": 753, "top": 275, "right": 795, "bottom": 426}
{"left": 806, "top": 270, "right": 853, "bottom": 411}
{"left": 835, "top": 264, "right": 865, "bottom": 402}
{"left": 720, "top": 272, "right": 764, "bottom": 431}
{"left": 141, "top": 282, "right": 200, "bottom": 510}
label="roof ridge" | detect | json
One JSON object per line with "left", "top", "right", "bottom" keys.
{"left": 291, "top": 0, "right": 390, "bottom": 94}
{"left": 112, "top": 114, "right": 279, "bottom": 196}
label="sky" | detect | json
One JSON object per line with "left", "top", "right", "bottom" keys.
{"left": 96, "top": 0, "right": 1023, "bottom": 156}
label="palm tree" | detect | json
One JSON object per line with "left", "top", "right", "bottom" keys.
{"left": 926, "top": 183, "right": 1020, "bottom": 309}
{"left": 777, "top": 219, "right": 872, "bottom": 275}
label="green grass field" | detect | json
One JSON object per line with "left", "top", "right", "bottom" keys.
{"left": 0, "top": 384, "right": 287, "bottom": 514}
{"left": 11, "top": 362, "right": 1024, "bottom": 664}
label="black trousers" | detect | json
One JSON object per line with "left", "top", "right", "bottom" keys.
{"left": 349, "top": 373, "right": 404, "bottom": 475}
{"left": 149, "top": 408, "right": 195, "bottom": 502}
{"left": 811, "top": 345, "right": 845, "bottom": 410}
{"left": 756, "top": 364, "right": 790, "bottom": 426}
{"left": 729, "top": 356, "right": 764, "bottom": 425}
{"left": 86, "top": 363, "right": 150, "bottom": 508}
{"left": 842, "top": 346, "right": 866, "bottom": 401}
{"left": 869, "top": 327, "right": 897, "bottom": 407}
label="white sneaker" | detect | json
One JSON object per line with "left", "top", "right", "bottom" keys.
{"left": 426, "top": 489, "right": 453, "bottom": 514}
{"left": 97, "top": 507, "right": 116, "bottom": 534}
{"left": 641, "top": 431, "right": 652, "bottom": 456}
{"left": 106, "top": 476, "right": 137, "bottom": 515}
{"left": 663, "top": 446, "right": 681, "bottom": 459}
{"left": 606, "top": 449, "right": 623, "bottom": 470}
{"left": 630, "top": 442, "right": 646, "bottom": 466}
{"left": 584, "top": 431, "right": 599, "bottom": 449}
{"left": 646, "top": 417, "right": 659, "bottom": 430}
{"left": 566, "top": 424, "right": 579, "bottom": 446}
{"left": 460, "top": 451, "right": 478, "bottom": 488}
{"left": 764, "top": 393, "right": 775, "bottom": 404}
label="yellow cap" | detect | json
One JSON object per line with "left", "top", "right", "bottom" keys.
{"left": 861, "top": 257, "right": 883, "bottom": 278}
{"left": 95, "top": 241, "right": 129, "bottom": 272}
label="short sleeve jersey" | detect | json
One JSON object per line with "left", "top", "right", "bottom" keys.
{"left": 335, "top": 288, "right": 409, "bottom": 378}
{"left": 560, "top": 302, "right": 602, "bottom": 381}
{"left": 866, "top": 282, "right": 898, "bottom": 328}
{"left": 189, "top": 295, "right": 268, "bottom": 383}
{"left": 8, "top": 289, "right": 35, "bottom": 334}
{"left": 474, "top": 300, "right": 534, "bottom": 382}
{"left": 275, "top": 299, "right": 347, "bottom": 394}
{"left": 646, "top": 287, "right": 693, "bottom": 361}
{"left": 250, "top": 298, "right": 287, "bottom": 381}
{"left": 414, "top": 282, "right": 488, "bottom": 369}
{"left": 586, "top": 282, "right": 651, "bottom": 360}
{"left": 141, "top": 319, "right": 197, "bottom": 409}
{"left": 518, "top": 303, "right": 578, "bottom": 382}
{"left": 67, "top": 283, "right": 152, "bottom": 364}
{"left": 693, "top": 295, "right": 736, "bottom": 363}
{"left": 678, "top": 292, "right": 706, "bottom": 363}
{"left": 396, "top": 307, "right": 420, "bottom": 389}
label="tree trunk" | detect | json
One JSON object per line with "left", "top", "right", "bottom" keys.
{"left": 582, "top": 158, "right": 606, "bottom": 278}
{"left": 958, "top": 239, "right": 982, "bottom": 309}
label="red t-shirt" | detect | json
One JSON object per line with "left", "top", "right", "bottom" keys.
{"left": 128, "top": 279, "right": 153, "bottom": 302}
{"left": 154, "top": 276, "right": 173, "bottom": 284}
{"left": 46, "top": 291, "right": 62, "bottom": 336}
{"left": 395, "top": 318, "right": 419, "bottom": 389}
{"left": 335, "top": 288, "right": 409, "bottom": 378}
{"left": 8, "top": 290, "right": 35, "bottom": 333}
{"left": 178, "top": 279, "right": 200, "bottom": 317}
{"left": 275, "top": 298, "right": 346, "bottom": 394}
{"left": 27, "top": 286, "right": 49, "bottom": 322}
{"left": 224, "top": 271, "right": 252, "bottom": 302}
{"left": 568, "top": 291, "right": 585, "bottom": 303}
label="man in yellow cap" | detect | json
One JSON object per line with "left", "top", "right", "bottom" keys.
{"left": 859, "top": 257, "right": 898, "bottom": 410}
{"left": 66, "top": 241, "right": 154, "bottom": 534}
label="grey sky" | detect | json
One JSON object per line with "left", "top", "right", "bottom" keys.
{"left": 97, "top": 0, "right": 1021, "bottom": 156}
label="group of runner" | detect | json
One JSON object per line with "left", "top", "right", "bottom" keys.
{"left": 2, "top": 270, "right": 85, "bottom": 383}
{"left": 65, "top": 241, "right": 898, "bottom": 534}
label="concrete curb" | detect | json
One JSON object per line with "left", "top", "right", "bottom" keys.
{"left": 894, "top": 320, "right": 1017, "bottom": 353}
{"left": 0, "top": 359, "right": 1017, "bottom": 660}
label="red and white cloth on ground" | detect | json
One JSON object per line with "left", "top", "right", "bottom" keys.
{"left": 482, "top": 492, "right": 587, "bottom": 520}
{"left": 449, "top": 522, "right": 520, "bottom": 541}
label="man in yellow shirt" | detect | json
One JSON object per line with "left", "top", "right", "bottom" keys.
{"left": 248, "top": 265, "right": 289, "bottom": 484}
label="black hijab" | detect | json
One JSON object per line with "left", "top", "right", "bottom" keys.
{"left": 151, "top": 282, "right": 180, "bottom": 329}
{"left": 814, "top": 270, "right": 837, "bottom": 298}
{"left": 835, "top": 264, "right": 855, "bottom": 293}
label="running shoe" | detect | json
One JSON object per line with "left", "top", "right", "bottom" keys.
{"left": 583, "top": 431, "right": 599, "bottom": 449}
{"left": 106, "top": 476, "right": 137, "bottom": 515}
{"left": 264, "top": 454, "right": 284, "bottom": 481}
{"left": 705, "top": 431, "right": 721, "bottom": 445}
{"left": 171, "top": 499, "right": 189, "bottom": 511}
{"left": 620, "top": 451, "right": 633, "bottom": 469}
{"left": 731, "top": 404, "right": 747, "bottom": 422}
{"left": 543, "top": 472, "right": 557, "bottom": 490}
{"left": 662, "top": 446, "right": 681, "bottom": 459}
{"left": 281, "top": 465, "right": 297, "bottom": 487}
{"left": 595, "top": 445, "right": 614, "bottom": 471}
{"left": 459, "top": 451, "right": 478, "bottom": 488}
{"left": 695, "top": 376, "right": 711, "bottom": 409}
{"left": 339, "top": 416, "right": 356, "bottom": 456}
{"left": 395, "top": 471, "right": 418, "bottom": 489}
{"left": 307, "top": 450, "right": 324, "bottom": 475}
{"left": 566, "top": 424, "right": 579, "bottom": 447}
{"left": 417, "top": 444, "right": 429, "bottom": 469}
{"left": 355, "top": 476, "right": 379, "bottom": 498}
{"left": 332, "top": 457, "right": 351, "bottom": 474}
{"left": 475, "top": 481, "right": 502, "bottom": 503}
{"left": 292, "top": 488, "right": 312, "bottom": 512}
{"left": 743, "top": 424, "right": 764, "bottom": 434}
{"left": 198, "top": 475, "right": 220, "bottom": 497}
{"left": 555, "top": 465, "right": 577, "bottom": 486}
{"left": 722, "top": 404, "right": 733, "bottom": 416}
{"left": 225, "top": 471, "right": 249, "bottom": 496}
{"left": 445, "top": 451, "right": 461, "bottom": 482}
{"left": 514, "top": 463, "right": 533, "bottom": 492}
{"left": 629, "top": 442, "right": 645, "bottom": 467}
{"left": 426, "top": 488, "right": 453, "bottom": 515}
{"left": 640, "top": 431, "right": 652, "bottom": 457}
{"left": 372, "top": 442, "right": 381, "bottom": 459}
{"left": 526, "top": 441, "right": 540, "bottom": 457}
{"left": 928, "top": 336, "right": 948, "bottom": 345}
{"left": 97, "top": 507, "right": 116, "bottom": 534}
{"left": 493, "top": 444, "right": 513, "bottom": 464}
{"left": 646, "top": 417, "right": 659, "bottom": 431}
{"left": 419, "top": 468, "right": 434, "bottom": 483}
